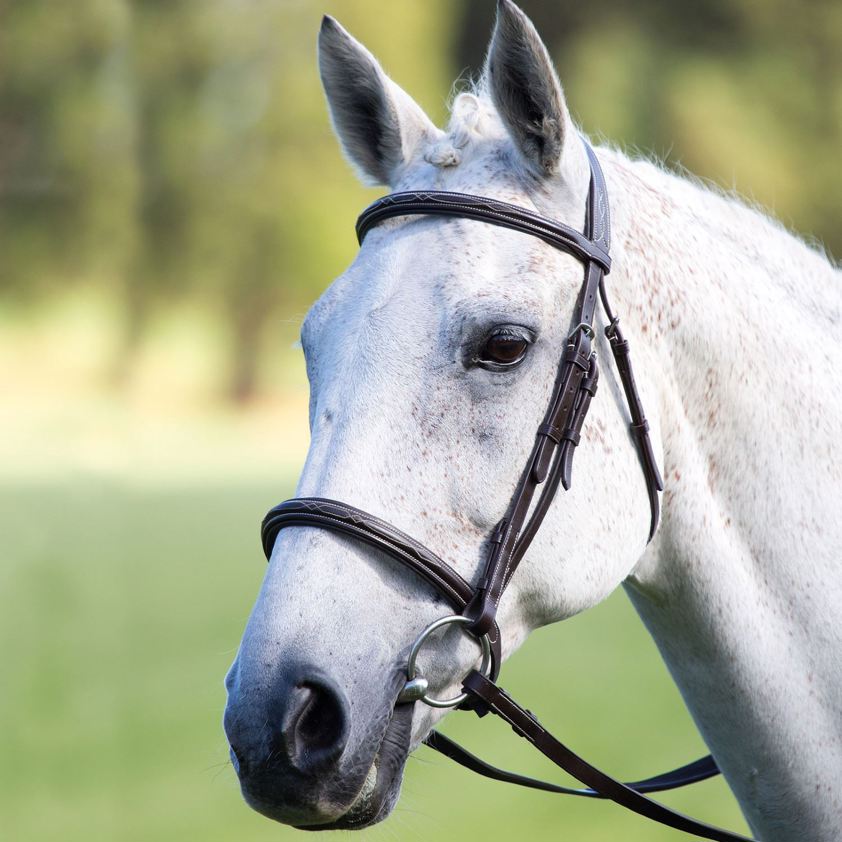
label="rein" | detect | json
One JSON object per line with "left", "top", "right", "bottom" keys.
{"left": 260, "top": 139, "right": 755, "bottom": 841}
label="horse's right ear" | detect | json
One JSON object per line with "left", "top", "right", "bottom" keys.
{"left": 318, "top": 16, "right": 439, "bottom": 187}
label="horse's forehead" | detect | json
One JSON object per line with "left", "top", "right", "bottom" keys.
{"left": 396, "top": 141, "right": 531, "bottom": 203}
{"left": 343, "top": 220, "right": 555, "bottom": 321}
{"left": 305, "top": 147, "right": 574, "bottom": 349}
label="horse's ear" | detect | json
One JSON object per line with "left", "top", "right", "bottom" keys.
{"left": 318, "top": 16, "right": 438, "bottom": 187}
{"left": 486, "top": 0, "right": 576, "bottom": 180}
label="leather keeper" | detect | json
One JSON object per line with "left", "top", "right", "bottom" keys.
{"left": 464, "top": 591, "right": 498, "bottom": 638}
{"left": 537, "top": 423, "right": 562, "bottom": 444}
{"left": 581, "top": 372, "right": 599, "bottom": 396}
{"left": 560, "top": 427, "right": 581, "bottom": 446}
{"left": 563, "top": 345, "right": 591, "bottom": 371}
{"left": 490, "top": 518, "right": 508, "bottom": 545}
{"left": 560, "top": 356, "right": 599, "bottom": 489}
{"left": 610, "top": 337, "right": 631, "bottom": 360}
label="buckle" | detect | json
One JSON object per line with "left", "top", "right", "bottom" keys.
{"left": 604, "top": 315, "right": 620, "bottom": 339}
{"left": 568, "top": 322, "right": 595, "bottom": 341}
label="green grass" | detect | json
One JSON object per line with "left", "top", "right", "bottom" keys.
{"left": 1, "top": 478, "right": 749, "bottom": 841}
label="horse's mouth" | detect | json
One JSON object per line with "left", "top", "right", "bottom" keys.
{"left": 296, "top": 702, "right": 414, "bottom": 831}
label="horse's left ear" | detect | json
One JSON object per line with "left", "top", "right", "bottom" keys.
{"left": 486, "top": 0, "right": 579, "bottom": 181}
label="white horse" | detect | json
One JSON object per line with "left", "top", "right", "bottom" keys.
{"left": 224, "top": 2, "right": 842, "bottom": 839}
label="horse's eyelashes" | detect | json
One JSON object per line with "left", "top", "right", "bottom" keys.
{"left": 474, "top": 325, "right": 534, "bottom": 370}
{"left": 482, "top": 334, "right": 528, "bottom": 365}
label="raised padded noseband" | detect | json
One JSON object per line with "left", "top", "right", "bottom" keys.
{"left": 261, "top": 497, "right": 503, "bottom": 679}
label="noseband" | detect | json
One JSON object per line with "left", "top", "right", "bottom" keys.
{"left": 260, "top": 140, "right": 754, "bottom": 841}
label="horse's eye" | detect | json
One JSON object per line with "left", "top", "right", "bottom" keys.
{"left": 476, "top": 328, "right": 531, "bottom": 369}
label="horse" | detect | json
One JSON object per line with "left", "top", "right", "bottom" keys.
{"left": 223, "top": 2, "right": 842, "bottom": 839}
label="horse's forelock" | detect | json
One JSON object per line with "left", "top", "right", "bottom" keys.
{"left": 424, "top": 90, "right": 507, "bottom": 170}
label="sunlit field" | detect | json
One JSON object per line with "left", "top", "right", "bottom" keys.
{"left": 2, "top": 303, "right": 749, "bottom": 842}
{"left": 3, "top": 481, "right": 749, "bottom": 842}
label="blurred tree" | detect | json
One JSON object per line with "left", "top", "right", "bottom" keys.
{"left": 188, "top": 0, "right": 453, "bottom": 401}
{"left": 111, "top": 1, "right": 217, "bottom": 381}
{"left": 0, "top": 0, "right": 136, "bottom": 302}
{"left": 0, "top": 0, "right": 838, "bottom": 402}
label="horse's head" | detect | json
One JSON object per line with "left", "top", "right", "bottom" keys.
{"left": 225, "top": 0, "right": 660, "bottom": 829}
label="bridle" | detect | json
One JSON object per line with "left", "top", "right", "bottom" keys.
{"left": 260, "top": 140, "right": 756, "bottom": 841}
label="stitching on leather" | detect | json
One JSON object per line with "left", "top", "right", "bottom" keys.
{"left": 357, "top": 194, "right": 611, "bottom": 271}
{"left": 270, "top": 513, "right": 466, "bottom": 607}
{"left": 493, "top": 528, "right": 520, "bottom": 610}
{"left": 264, "top": 506, "right": 502, "bottom": 649}
{"left": 289, "top": 499, "right": 481, "bottom": 586}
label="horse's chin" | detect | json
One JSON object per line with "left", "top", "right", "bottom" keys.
{"left": 296, "top": 703, "right": 414, "bottom": 832}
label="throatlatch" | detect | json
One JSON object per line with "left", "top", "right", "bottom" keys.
{"left": 260, "top": 138, "right": 754, "bottom": 842}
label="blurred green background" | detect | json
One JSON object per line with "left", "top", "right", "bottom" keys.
{"left": 3, "top": 0, "right": 839, "bottom": 839}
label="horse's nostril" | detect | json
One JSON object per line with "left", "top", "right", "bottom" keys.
{"left": 293, "top": 685, "right": 330, "bottom": 746}
{"left": 229, "top": 743, "right": 244, "bottom": 775}
{"left": 277, "top": 678, "right": 350, "bottom": 773}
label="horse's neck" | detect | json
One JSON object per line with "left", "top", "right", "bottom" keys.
{"left": 605, "top": 152, "right": 842, "bottom": 840}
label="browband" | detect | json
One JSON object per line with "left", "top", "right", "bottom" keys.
{"left": 356, "top": 190, "right": 611, "bottom": 272}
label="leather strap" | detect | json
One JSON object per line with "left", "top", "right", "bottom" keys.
{"left": 599, "top": 279, "right": 664, "bottom": 540}
{"left": 462, "top": 144, "right": 610, "bottom": 637}
{"left": 261, "top": 497, "right": 503, "bottom": 680}
{"left": 424, "top": 729, "right": 720, "bottom": 797}
{"left": 460, "top": 671, "right": 754, "bottom": 842}
{"left": 357, "top": 191, "right": 611, "bottom": 272}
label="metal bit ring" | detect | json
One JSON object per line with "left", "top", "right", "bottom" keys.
{"left": 400, "top": 615, "right": 492, "bottom": 709}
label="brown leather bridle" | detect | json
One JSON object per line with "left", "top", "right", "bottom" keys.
{"left": 260, "top": 140, "right": 756, "bottom": 841}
